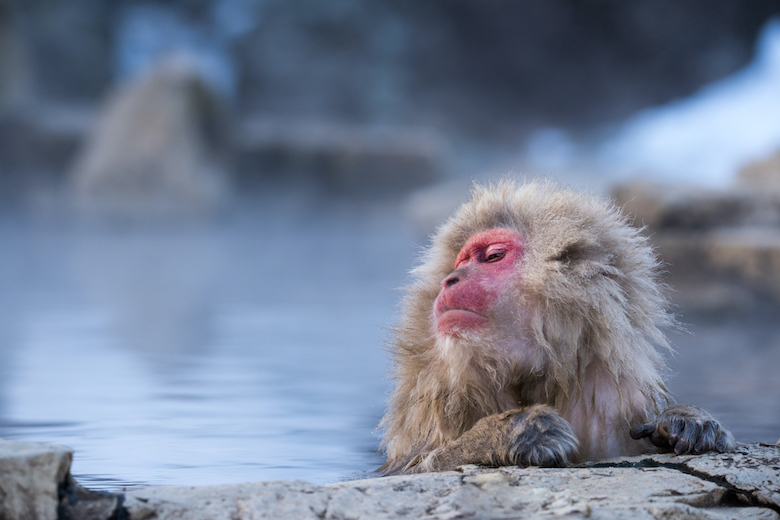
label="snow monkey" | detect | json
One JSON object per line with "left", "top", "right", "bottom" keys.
{"left": 380, "top": 180, "right": 735, "bottom": 475}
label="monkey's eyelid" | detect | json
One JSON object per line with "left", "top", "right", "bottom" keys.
{"left": 485, "top": 251, "right": 506, "bottom": 262}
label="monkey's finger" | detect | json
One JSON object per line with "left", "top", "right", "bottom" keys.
{"left": 665, "top": 416, "right": 685, "bottom": 442}
{"left": 648, "top": 428, "right": 672, "bottom": 449}
{"left": 715, "top": 426, "right": 737, "bottom": 453}
{"left": 629, "top": 423, "right": 655, "bottom": 440}
{"left": 693, "top": 420, "right": 719, "bottom": 454}
{"left": 674, "top": 419, "right": 703, "bottom": 455}
{"left": 647, "top": 418, "right": 685, "bottom": 449}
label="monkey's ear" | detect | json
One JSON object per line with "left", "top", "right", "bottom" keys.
{"left": 548, "top": 241, "right": 588, "bottom": 265}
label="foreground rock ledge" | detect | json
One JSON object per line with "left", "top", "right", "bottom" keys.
{"left": 2, "top": 440, "right": 779, "bottom": 520}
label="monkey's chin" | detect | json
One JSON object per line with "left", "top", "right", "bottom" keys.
{"left": 436, "top": 309, "right": 488, "bottom": 336}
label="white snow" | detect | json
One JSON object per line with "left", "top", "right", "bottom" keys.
{"left": 597, "top": 18, "right": 780, "bottom": 187}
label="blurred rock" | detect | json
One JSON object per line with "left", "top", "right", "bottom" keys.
{"left": 70, "top": 53, "right": 231, "bottom": 220}
{"left": 0, "top": 439, "right": 72, "bottom": 520}
{"left": 739, "top": 148, "right": 780, "bottom": 190}
{"left": 237, "top": 118, "right": 444, "bottom": 194}
{"left": 613, "top": 181, "right": 780, "bottom": 314}
{"left": 707, "top": 228, "right": 780, "bottom": 294}
{"left": 611, "top": 181, "right": 780, "bottom": 230}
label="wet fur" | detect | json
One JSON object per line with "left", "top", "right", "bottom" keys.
{"left": 381, "top": 180, "right": 684, "bottom": 474}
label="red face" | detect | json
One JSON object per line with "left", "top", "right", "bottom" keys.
{"left": 434, "top": 228, "right": 525, "bottom": 337}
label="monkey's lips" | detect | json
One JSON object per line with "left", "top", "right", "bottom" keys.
{"left": 436, "top": 307, "right": 488, "bottom": 334}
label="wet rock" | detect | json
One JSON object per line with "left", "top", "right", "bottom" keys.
{"left": 58, "top": 475, "right": 121, "bottom": 520}
{"left": 236, "top": 118, "right": 444, "bottom": 195}
{"left": 70, "top": 53, "right": 230, "bottom": 220}
{"left": 0, "top": 439, "right": 72, "bottom": 520}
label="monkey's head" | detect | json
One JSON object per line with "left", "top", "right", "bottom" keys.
{"left": 395, "top": 179, "right": 673, "bottom": 406}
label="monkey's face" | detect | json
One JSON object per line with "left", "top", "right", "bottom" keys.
{"left": 434, "top": 228, "right": 526, "bottom": 344}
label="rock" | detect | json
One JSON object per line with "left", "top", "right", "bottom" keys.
{"left": 602, "top": 444, "right": 780, "bottom": 512}
{"left": 612, "top": 182, "right": 780, "bottom": 312}
{"left": 611, "top": 181, "right": 780, "bottom": 231}
{"left": 738, "top": 149, "right": 780, "bottom": 190}
{"left": 70, "top": 53, "right": 230, "bottom": 219}
{"left": 117, "top": 444, "right": 780, "bottom": 520}
{"left": 58, "top": 475, "right": 122, "bottom": 520}
{"left": 123, "top": 481, "right": 328, "bottom": 520}
{"left": 325, "top": 466, "right": 731, "bottom": 520}
{"left": 237, "top": 118, "right": 444, "bottom": 194}
{"left": 0, "top": 439, "right": 72, "bottom": 520}
{"left": 706, "top": 228, "right": 780, "bottom": 293}
{"left": 3, "top": 438, "right": 779, "bottom": 519}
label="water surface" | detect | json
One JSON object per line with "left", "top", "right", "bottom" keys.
{"left": 0, "top": 193, "right": 778, "bottom": 491}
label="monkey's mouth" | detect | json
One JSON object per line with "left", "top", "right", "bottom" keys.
{"left": 436, "top": 307, "right": 488, "bottom": 334}
{"left": 438, "top": 307, "right": 485, "bottom": 318}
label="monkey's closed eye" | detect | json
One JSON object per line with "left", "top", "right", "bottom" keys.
{"left": 484, "top": 249, "right": 506, "bottom": 262}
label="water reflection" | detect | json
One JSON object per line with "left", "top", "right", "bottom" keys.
{"left": 73, "top": 227, "right": 222, "bottom": 358}
{"left": 0, "top": 197, "right": 414, "bottom": 489}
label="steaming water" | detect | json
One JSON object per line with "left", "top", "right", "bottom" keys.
{"left": 0, "top": 195, "right": 414, "bottom": 489}
{"left": 0, "top": 194, "right": 778, "bottom": 492}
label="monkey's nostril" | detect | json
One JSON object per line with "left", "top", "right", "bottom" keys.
{"left": 444, "top": 274, "right": 459, "bottom": 288}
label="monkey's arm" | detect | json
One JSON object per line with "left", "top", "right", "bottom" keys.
{"left": 630, "top": 404, "right": 736, "bottom": 454}
{"left": 405, "top": 405, "right": 579, "bottom": 473}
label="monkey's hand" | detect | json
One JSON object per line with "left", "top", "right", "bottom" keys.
{"left": 630, "top": 404, "right": 736, "bottom": 455}
{"left": 408, "top": 404, "right": 579, "bottom": 473}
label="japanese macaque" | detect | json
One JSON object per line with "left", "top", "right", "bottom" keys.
{"left": 379, "top": 180, "right": 735, "bottom": 475}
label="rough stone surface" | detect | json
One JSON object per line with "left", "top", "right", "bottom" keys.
{"left": 0, "top": 439, "right": 73, "bottom": 520}
{"left": 594, "top": 444, "right": 780, "bottom": 514}
{"left": 3, "top": 439, "right": 778, "bottom": 520}
{"left": 117, "top": 444, "right": 780, "bottom": 520}
{"left": 123, "top": 481, "right": 327, "bottom": 520}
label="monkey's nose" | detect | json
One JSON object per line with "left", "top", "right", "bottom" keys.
{"left": 443, "top": 272, "right": 459, "bottom": 288}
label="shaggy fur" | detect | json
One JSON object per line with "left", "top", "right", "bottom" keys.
{"left": 380, "top": 179, "right": 678, "bottom": 474}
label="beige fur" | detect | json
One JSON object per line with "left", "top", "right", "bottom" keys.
{"left": 380, "top": 179, "right": 676, "bottom": 474}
